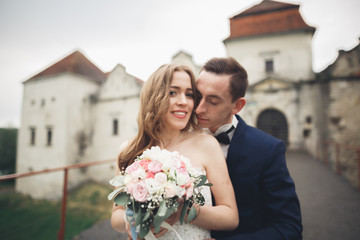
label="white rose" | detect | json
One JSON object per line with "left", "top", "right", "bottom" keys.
{"left": 146, "top": 178, "right": 162, "bottom": 195}
{"left": 154, "top": 172, "right": 167, "bottom": 184}
{"left": 132, "top": 168, "right": 146, "bottom": 179}
{"left": 164, "top": 182, "right": 177, "bottom": 198}
{"left": 175, "top": 185, "right": 186, "bottom": 198}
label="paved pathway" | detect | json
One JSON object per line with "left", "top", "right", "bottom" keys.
{"left": 73, "top": 151, "right": 360, "bottom": 240}
{"left": 287, "top": 151, "right": 360, "bottom": 240}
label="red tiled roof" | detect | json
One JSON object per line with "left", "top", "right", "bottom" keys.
{"left": 25, "top": 51, "right": 106, "bottom": 84}
{"left": 233, "top": 0, "right": 298, "bottom": 17}
{"left": 225, "top": 0, "right": 315, "bottom": 41}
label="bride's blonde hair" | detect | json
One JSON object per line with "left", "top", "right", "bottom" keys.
{"left": 118, "top": 64, "right": 199, "bottom": 169}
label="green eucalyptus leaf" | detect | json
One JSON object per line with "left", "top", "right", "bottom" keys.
{"left": 135, "top": 208, "right": 143, "bottom": 226}
{"left": 153, "top": 201, "right": 167, "bottom": 233}
{"left": 142, "top": 210, "right": 151, "bottom": 222}
{"left": 180, "top": 200, "right": 190, "bottom": 224}
{"left": 107, "top": 187, "right": 124, "bottom": 200}
{"left": 195, "top": 175, "right": 207, "bottom": 187}
{"left": 164, "top": 204, "right": 176, "bottom": 219}
{"left": 114, "top": 192, "right": 130, "bottom": 206}
{"left": 139, "top": 220, "right": 151, "bottom": 239}
{"left": 157, "top": 200, "right": 167, "bottom": 218}
{"left": 187, "top": 206, "right": 197, "bottom": 222}
{"left": 152, "top": 218, "right": 162, "bottom": 234}
{"left": 153, "top": 200, "right": 178, "bottom": 233}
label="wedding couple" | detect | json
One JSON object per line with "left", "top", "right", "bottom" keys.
{"left": 111, "top": 57, "right": 302, "bottom": 240}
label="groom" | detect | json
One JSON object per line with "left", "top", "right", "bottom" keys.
{"left": 196, "top": 57, "right": 302, "bottom": 240}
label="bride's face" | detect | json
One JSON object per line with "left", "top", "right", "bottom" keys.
{"left": 164, "top": 70, "right": 195, "bottom": 131}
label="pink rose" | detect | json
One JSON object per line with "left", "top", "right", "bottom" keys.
{"left": 125, "top": 161, "right": 141, "bottom": 174}
{"left": 176, "top": 168, "right": 190, "bottom": 186}
{"left": 132, "top": 181, "right": 148, "bottom": 202}
{"left": 148, "top": 160, "right": 162, "bottom": 173}
{"left": 146, "top": 172, "right": 155, "bottom": 179}
{"left": 139, "top": 159, "right": 150, "bottom": 171}
{"left": 180, "top": 161, "right": 186, "bottom": 169}
{"left": 184, "top": 181, "right": 192, "bottom": 189}
{"left": 125, "top": 180, "right": 137, "bottom": 194}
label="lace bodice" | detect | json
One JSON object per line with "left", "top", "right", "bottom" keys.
{"left": 157, "top": 182, "right": 212, "bottom": 240}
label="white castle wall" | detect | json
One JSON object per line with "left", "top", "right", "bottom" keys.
{"left": 16, "top": 73, "right": 100, "bottom": 198}
{"left": 225, "top": 32, "right": 314, "bottom": 84}
{"left": 87, "top": 65, "right": 142, "bottom": 183}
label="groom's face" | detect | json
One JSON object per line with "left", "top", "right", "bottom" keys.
{"left": 195, "top": 71, "right": 237, "bottom": 133}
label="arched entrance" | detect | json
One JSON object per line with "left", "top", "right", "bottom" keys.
{"left": 256, "top": 109, "right": 288, "bottom": 144}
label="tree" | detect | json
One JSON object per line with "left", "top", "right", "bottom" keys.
{"left": 0, "top": 128, "right": 18, "bottom": 175}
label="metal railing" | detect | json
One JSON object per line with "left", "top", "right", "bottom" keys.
{"left": 316, "top": 140, "right": 360, "bottom": 191}
{"left": 0, "top": 158, "right": 116, "bottom": 240}
{"left": 2, "top": 140, "right": 359, "bottom": 238}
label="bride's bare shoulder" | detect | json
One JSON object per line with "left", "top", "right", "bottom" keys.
{"left": 186, "top": 131, "right": 219, "bottom": 148}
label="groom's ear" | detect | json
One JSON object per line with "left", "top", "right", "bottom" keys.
{"left": 231, "top": 97, "right": 246, "bottom": 115}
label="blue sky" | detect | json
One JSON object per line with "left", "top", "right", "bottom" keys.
{"left": 0, "top": 0, "right": 359, "bottom": 127}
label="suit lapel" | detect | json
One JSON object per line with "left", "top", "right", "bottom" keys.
{"left": 227, "top": 115, "right": 246, "bottom": 168}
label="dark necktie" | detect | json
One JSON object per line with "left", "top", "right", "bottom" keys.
{"left": 215, "top": 126, "right": 235, "bottom": 145}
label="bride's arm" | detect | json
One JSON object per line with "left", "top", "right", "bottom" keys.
{"left": 191, "top": 134, "right": 239, "bottom": 231}
{"left": 111, "top": 204, "right": 128, "bottom": 233}
{"left": 110, "top": 141, "right": 131, "bottom": 234}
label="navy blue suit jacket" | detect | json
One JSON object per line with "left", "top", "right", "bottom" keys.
{"left": 212, "top": 115, "right": 302, "bottom": 240}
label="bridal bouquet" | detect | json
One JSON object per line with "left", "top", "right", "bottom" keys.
{"left": 108, "top": 146, "right": 212, "bottom": 239}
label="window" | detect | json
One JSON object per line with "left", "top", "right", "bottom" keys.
{"left": 265, "top": 59, "right": 274, "bottom": 73}
{"left": 46, "top": 127, "right": 53, "bottom": 146}
{"left": 30, "top": 127, "right": 36, "bottom": 145}
{"left": 113, "top": 119, "right": 118, "bottom": 135}
{"left": 347, "top": 57, "right": 354, "bottom": 67}
{"left": 305, "top": 116, "right": 312, "bottom": 124}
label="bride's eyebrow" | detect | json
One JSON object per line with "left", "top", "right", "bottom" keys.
{"left": 170, "top": 86, "right": 193, "bottom": 92}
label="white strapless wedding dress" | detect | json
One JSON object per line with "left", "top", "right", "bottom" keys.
{"left": 157, "top": 183, "right": 212, "bottom": 240}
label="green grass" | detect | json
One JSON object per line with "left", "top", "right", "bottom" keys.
{"left": 0, "top": 181, "right": 114, "bottom": 240}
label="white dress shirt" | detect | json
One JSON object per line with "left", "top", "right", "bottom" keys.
{"left": 204, "top": 116, "right": 238, "bottom": 158}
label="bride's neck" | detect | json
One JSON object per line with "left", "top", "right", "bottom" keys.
{"left": 158, "top": 128, "right": 186, "bottom": 150}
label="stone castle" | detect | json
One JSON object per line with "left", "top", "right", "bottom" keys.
{"left": 16, "top": 0, "right": 360, "bottom": 198}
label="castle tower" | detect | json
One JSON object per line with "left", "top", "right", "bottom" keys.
{"left": 224, "top": 0, "right": 316, "bottom": 149}
{"left": 224, "top": 0, "right": 316, "bottom": 84}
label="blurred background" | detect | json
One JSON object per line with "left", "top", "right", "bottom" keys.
{"left": 1, "top": 0, "right": 360, "bottom": 239}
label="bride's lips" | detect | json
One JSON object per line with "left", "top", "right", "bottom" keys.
{"left": 171, "top": 110, "right": 188, "bottom": 119}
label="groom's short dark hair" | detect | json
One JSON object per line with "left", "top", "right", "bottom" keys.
{"left": 201, "top": 57, "right": 248, "bottom": 102}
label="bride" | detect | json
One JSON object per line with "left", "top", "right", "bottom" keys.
{"left": 110, "top": 63, "right": 238, "bottom": 239}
